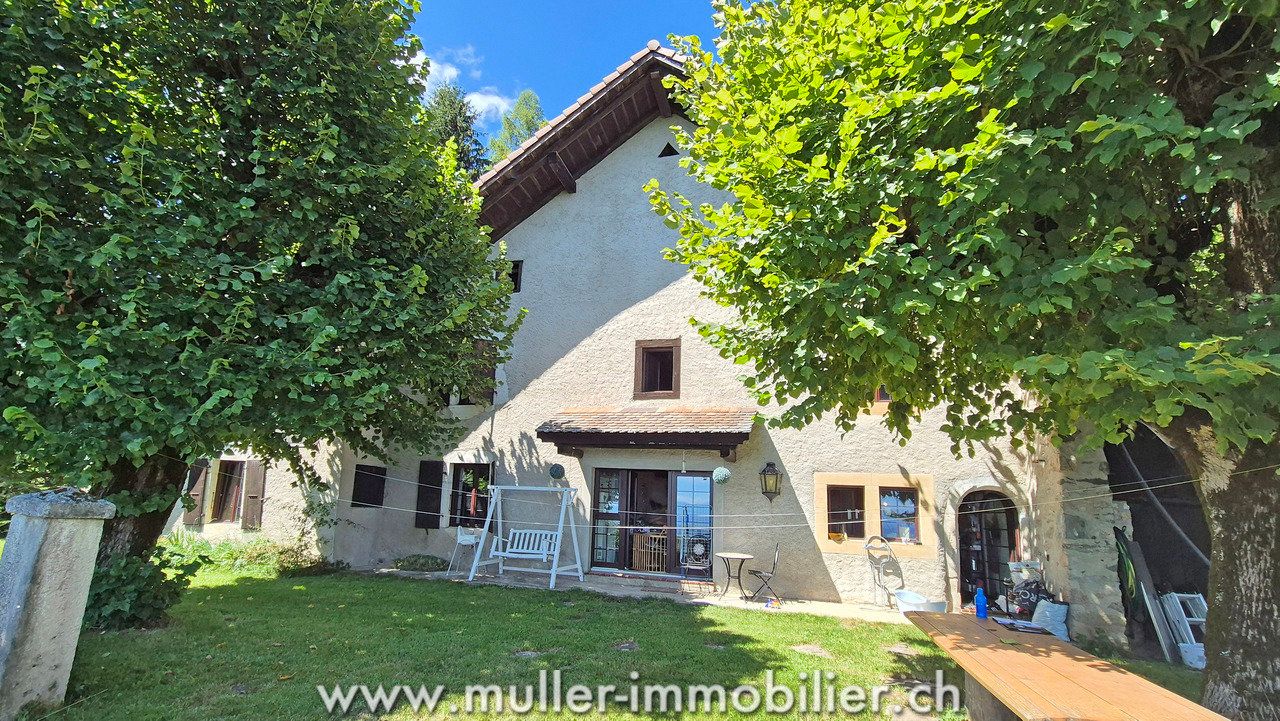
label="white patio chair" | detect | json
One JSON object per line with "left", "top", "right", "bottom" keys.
{"left": 447, "top": 528, "right": 482, "bottom": 577}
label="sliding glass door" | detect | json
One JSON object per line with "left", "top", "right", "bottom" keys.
{"left": 591, "top": 468, "right": 712, "bottom": 577}
{"left": 673, "top": 473, "right": 713, "bottom": 578}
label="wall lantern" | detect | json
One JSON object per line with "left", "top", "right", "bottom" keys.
{"left": 759, "top": 462, "right": 782, "bottom": 502}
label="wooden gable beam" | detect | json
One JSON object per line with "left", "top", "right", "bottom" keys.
{"left": 649, "top": 71, "right": 673, "bottom": 118}
{"left": 547, "top": 151, "right": 576, "bottom": 194}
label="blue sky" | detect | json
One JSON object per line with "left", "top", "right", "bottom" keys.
{"left": 411, "top": 1, "right": 719, "bottom": 135}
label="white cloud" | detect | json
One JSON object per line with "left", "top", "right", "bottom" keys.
{"left": 422, "top": 57, "right": 461, "bottom": 98}
{"left": 465, "top": 88, "right": 515, "bottom": 124}
{"left": 433, "top": 45, "right": 483, "bottom": 86}
{"left": 410, "top": 45, "right": 513, "bottom": 125}
{"left": 404, "top": 50, "right": 463, "bottom": 99}
{"left": 439, "top": 44, "right": 483, "bottom": 70}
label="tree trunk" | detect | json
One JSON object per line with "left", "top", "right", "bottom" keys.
{"left": 1178, "top": 118, "right": 1280, "bottom": 716}
{"left": 1165, "top": 417, "right": 1280, "bottom": 720}
{"left": 1219, "top": 179, "right": 1279, "bottom": 300}
{"left": 1200, "top": 452, "right": 1280, "bottom": 719}
{"left": 95, "top": 451, "right": 190, "bottom": 566}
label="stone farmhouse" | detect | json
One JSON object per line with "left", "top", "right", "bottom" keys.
{"left": 168, "top": 43, "right": 1210, "bottom": 648}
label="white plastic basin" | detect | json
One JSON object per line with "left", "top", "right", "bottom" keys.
{"left": 894, "top": 589, "right": 947, "bottom": 614}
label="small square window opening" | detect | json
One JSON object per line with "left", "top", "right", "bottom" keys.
{"left": 509, "top": 260, "right": 523, "bottom": 293}
{"left": 642, "top": 347, "right": 674, "bottom": 392}
{"left": 633, "top": 339, "right": 681, "bottom": 399}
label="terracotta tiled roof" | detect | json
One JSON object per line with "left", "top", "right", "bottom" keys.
{"left": 536, "top": 407, "right": 756, "bottom": 436}
{"left": 476, "top": 41, "right": 687, "bottom": 240}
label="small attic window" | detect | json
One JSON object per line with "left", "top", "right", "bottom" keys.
{"left": 659, "top": 143, "right": 680, "bottom": 158}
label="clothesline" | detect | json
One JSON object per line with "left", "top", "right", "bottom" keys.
{"left": 154, "top": 449, "right": 1280, "bottom": 523}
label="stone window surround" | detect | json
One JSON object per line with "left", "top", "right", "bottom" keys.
{"left": 813, "top": 472, "right": 937, "bottom": 559}
{"left": 447, "top": 461, "right": 494, "bottom": 528}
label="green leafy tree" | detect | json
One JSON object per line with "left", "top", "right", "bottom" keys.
{"left": 0, "top": 0, "right": 517, "bottom": 564}
{"left": 423, "top": 82, "right": 488, "bottom": 178}
{"left": 649, "top": 1, "right": 1278, "bottom": 715}
{"left": 488, "top": 89, "right": 547, "bottom": 162}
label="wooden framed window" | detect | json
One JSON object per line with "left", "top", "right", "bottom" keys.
{"left": 351, "top": 464, "right": 387, "bottom": 508}
{"left": 450, "top": 463, "right": 491, "bottom": 528}
{"left": 867, "top": 385, "right": 892, "bottom": 416}
{"left": 879, "top": 487, "right": 920, "bottom": 543}
{"left": 509, "top": 260, "right": 523, "bottom": 293}
{"left": 457, "top": 365, "right": 496, "bottom": 406}
{"left": 633, "top": 338, "right": 680, "bottom": 399}
{"left": 826, "top": 486, "right": 865, "bottom": 540}
{"left": 211, "top": 460, "right": 245, "bottom": 522}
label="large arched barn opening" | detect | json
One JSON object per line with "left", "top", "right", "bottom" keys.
{"left": 958, "top": 490, "right": 1019, "bottom": 606}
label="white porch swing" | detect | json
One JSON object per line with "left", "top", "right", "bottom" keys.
{"left": 466, "top": 486, "right": 584, "bottom": 589}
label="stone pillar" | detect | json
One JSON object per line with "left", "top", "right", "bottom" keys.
{"left": 0, "top": 488, "right": 115, "bottom": 721}
{"left": 1057, "top": 445, "right": 1131, "bottom": 647}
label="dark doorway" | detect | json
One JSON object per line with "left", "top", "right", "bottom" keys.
{"left": 1105, "top": 425, "right": 1210, "bottom": 597}
{"left": 590, "top": 468, "right": 712, "bottom": 578}
{"left": 958, "top": 490, "right": 1018, "bottom": 605}
{"left": 1105, "top": 424, "right": 1211, "bottom": 660}
{"left": 211, "top": 460, "right": 245, "bottom": 523}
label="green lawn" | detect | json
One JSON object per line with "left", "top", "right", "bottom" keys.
{"left": 55, "top": 564, "right": 1202, "bottom": 720}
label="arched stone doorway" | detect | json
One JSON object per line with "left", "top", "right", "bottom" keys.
{"left": 958, "top": 490, "right": 1019, "bottom": 605}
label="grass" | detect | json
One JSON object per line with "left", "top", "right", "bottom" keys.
{"left": 48, "top": 562, "right": 1203, "bottom": 720}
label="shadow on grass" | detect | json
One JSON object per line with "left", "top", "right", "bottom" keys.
{"left": 876, "top": 630, "right": 965, "bottom": 713}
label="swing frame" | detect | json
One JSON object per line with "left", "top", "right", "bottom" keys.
{"left": 466, "top": 486, "right": 584, "bottom": 589}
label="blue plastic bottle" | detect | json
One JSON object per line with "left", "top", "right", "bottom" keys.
{"left": 975, "top": 587, "right": 989, "bottom": 619}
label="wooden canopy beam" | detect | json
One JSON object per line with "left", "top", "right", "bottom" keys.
{"left": 547, "top": 151, "right": 576, "bottom": 194}
{"left": 649, "top": 71, "right": 673, "bottom": 118}
{"left": 555, "top": 444, "right": 584, "bottom": 459}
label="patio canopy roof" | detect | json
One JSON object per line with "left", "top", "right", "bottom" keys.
{"left": 535, "top": 407, "right": 755, "bottom": 461}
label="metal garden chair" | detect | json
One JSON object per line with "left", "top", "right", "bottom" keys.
{"left": 747, "top": 543, "right": 781, "bottom": 601}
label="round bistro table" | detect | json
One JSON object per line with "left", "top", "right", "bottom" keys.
{"left": 715, "top": 551, "right": 754, "bottom": 599}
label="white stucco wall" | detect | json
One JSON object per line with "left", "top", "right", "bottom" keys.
{"left": 224, "top": 114, "right": 1127, "bottom": 642}
{"left": 164, "top": 445, "right": 334, "bottom": 555}
{"left": 315, "top": 118, "right": 1037, "bottom": 604}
